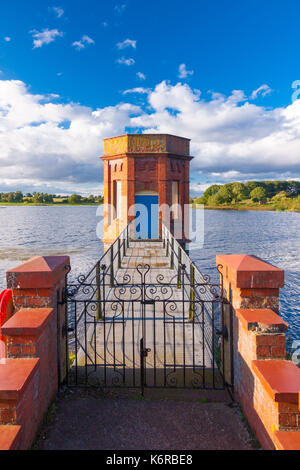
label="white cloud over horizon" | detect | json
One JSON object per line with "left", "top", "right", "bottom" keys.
{"left": 0, "top": 78, "right": 300, "bottom": 195}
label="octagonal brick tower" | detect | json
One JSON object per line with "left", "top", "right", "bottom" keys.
{"left": 100, "top": 134, "right": 193, "bottom": 246}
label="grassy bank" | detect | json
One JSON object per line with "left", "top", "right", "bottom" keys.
{"left": 191, "top": 200, "right": 300, "bottom": 212}
{"left": 202, "top": 204, "right": 299, "bottom": 212}
{"left": 192, "top": 180, "right": 300, "bottom": 213}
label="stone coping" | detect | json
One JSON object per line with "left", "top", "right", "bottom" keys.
{"left": 7, "top": 255, "right": 70, "bottom": 289}
{"left": 0, "top": 425, "right": 21, "bottom": 450}
{"left": 252, "top": 360, "right": 300, "bottom": 404}
{"left": 273, "top": 430, "right": 300, "bottom": 450}
{"left": 216, "top": 254, "right": 284, "bottom": 289}
{"left": 236, "top": 308, "right": 288, "bottom": 332}
{"left": 1, "top": 308, "right": 54, "bottom": 337}
{"left": 0, "top": 358, "right": 39, "bottom": 400}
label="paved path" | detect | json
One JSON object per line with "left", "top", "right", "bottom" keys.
{"left": 35, "top": 389, "right": 257, "bottom": 450}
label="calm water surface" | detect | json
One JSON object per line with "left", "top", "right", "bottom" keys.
{"left": 0, "top": 206, "right": 299, "bottom": 340}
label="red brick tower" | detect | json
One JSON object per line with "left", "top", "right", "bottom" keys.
{"left": 100, "top": 134, "right": 193, "bottom": 245}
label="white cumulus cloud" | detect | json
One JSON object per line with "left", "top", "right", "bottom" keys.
{"left": 0, "top": 79, "right": 140, "bottom": 193}
{"left": 52, "top": 7, "right": 64, "bottom": 18}
{"left": 116, "top": 57, "right": 135, "bottom": 66}
{"left": 137, "top": 72, "right": 146, "bottom": 80}
{"left": 123, "top": 87, "right": 151, "bottom": 95}
{"left": 178, "top": 63, "right": 194, "bottom": 79}
{"left": 251, "top": 84, "right": 273, "bottom": 100}
{"left": 1, "top": 79, "right": 300, "bottom": 194}
{"left": 30, "top": 29, "right": 63, "bottom": 48}
{"left": 117, "top": 39, "right": 136, "bottom": 49}
{"left": 72, "top": 35, "right": 95, "bottom": 50}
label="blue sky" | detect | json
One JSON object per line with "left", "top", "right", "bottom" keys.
{"left": 0, "top": 0, "right": 300, "bottom": 195}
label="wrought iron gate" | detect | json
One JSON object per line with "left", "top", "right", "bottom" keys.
{"left": 61, "top": 224, "right": 233, "bottom": 393}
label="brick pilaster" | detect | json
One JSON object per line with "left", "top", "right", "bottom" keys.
{"left": 216, "top": 254, "right": 300, "bottom": 450}
{"left": 6, "top": 255, "right": 70, "bottom": 383}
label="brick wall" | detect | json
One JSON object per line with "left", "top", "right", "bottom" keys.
{"left": 217, "top": 254, "right": 300, "bottom": 450}
{"left": 0, "top": 255, "right": 70, "bottom": 450}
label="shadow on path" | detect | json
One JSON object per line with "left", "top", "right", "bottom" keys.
{"left": 35, "top": 388, "right": 257, "bottom": 450}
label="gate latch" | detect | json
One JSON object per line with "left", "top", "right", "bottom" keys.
{"left": 142, "top": 348, "right": 151, "bottom": 357}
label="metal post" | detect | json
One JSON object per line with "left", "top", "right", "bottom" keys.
{"left": 110, "top": 244, "right": 114, "bottom": 287}
{"left": 189, "top": 264, "right": 195, "bottom": 320}
{"left": 177, "top": 247, "right": 182, "bottom": 288}
{"left": 127, "top": 224, "right": 129, "bottom": 248}
{"left": 118, "top": 237, "right": 121, "bottom": 269}
{"left": 96, "top": 261, "right": 102, "bottom": 320}
{"left": 171, "top": 237, "right": 174, "bottom": 269}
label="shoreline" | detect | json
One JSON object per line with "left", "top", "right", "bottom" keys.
{"left": 0, "top": 202, "right": 299, "bottom": 213}
{"left": 0, "top": 203, "right": 103, "bottom": 207}
{"left": 200, "top": 205, "right": 300, "bottom": 213}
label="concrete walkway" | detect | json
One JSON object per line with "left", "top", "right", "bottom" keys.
{"left": 35, "top": 388, "right": 257, "bottom": 450}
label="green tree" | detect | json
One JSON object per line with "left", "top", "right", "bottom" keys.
{"left": 7, "top": 192, "right": 15, "bottom": 203}
{"left": 68, "top": 194, "right": 81, "bottom": 204}
{"left": 32, "top": 193, "right": 44, "bottom": 203}
{"left": 250, "top": 187, "right": 267, "bottom": 203}
{"left": 203, "top": 185, "right": 222, "bottom": 204}
{"left": 43, "top": 193, "right": 54, "bottom": 203}
{"left": 207, "top": 192, "right": 224, "bottom": 205}
{"left": 217, "top": 185, "right": 233, "bottom": 203}
{"left": 14, "top": 191, "right": 23, "bottom": 202}
{"left": 230, "top": 182, "right": 249, "bottom": 201}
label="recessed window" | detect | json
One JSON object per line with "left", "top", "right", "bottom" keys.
{"left": 113, "top": 180, "right": 122, "bottom": 219}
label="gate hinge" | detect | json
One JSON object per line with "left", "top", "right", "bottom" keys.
{"left": 216, "top": 326, "right": 228, "bottom": 340}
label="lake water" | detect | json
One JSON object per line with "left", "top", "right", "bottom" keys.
{"left": 0, "top": 206, "right": 299, "bottom": 341}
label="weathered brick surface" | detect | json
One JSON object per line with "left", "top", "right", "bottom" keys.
{"left": 0, "top": 256, "right": 70, "bottom": 449}
{"left": 0, "top": 425, "right": 21, "bottom": 450}
{"left": 217, "top": 255, "right": 300, "bottom": 450}
{"left": 101, "top": 134, "right": 193, "bottom": 244}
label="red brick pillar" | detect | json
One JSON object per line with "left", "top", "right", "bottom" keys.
{"left": 125, "top": 155, "right": 135, "bottom": 237}
{"left": 6, "top": 255, "right": 70, "bottom": 383}
{"left": 158, "top": 155, "right": 168, "bottom": 238}
{"left": 217, "top": 254, "right": 284, "bottom": 312}
{"left": 216, "top": 255, "right": 300, "bottom": 450}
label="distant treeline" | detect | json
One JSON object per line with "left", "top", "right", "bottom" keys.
{"left": 191, "top": 181, "right": 300, "bottom": 211}
{"left": 0, "top": 191, "right": 104, "bottom": 205}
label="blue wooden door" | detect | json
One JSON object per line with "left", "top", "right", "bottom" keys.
{"left": 134, "top": 195, "right": 159, "bottom": 239}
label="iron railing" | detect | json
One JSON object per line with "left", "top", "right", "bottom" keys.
{"left": 162, "top": 223, "right": 225, "bottom": 376}
{"left": 62, "top": 221, "right": 231, "bottom": 391}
